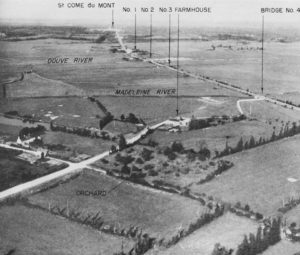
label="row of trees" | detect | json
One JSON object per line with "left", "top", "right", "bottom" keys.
{"left": 99, "top": 112, "right": 114, "bottom": 130}
{"left": 197, "top": 160, "right": 233, "bottom": 184}
{"left": 50, "top": 121, "right": 114, "bottom": 141}
{"left": 158, "top": 141, "right": 211, "bottom": 162}
{"left": 236, "top": 218, "right": 281, "bottom": 255}
{"left": 88, "top": 97, "right": 115, "bottom": 130}
{"left": 216, "top": 121, "right": 300, "bottom": 158}
{"left": 19, "top": 125, "right": 46, "bottom": 140}
{"left": 120, "top": 113, "right": 144, "bottom": 125}
{"left": 189, "top": 115, "right": 246, "bottom": 131}
{"left": 211, "top": 218, "right": 281, "bottom": 255}
{"left": 211, "top": 243, "right": 233, "bottom": 255}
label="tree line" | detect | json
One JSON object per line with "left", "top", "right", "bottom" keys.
{"left": 211, "top": 218, "right": 281, "bottom": 255}
{"left": 19, "top": 125, "right": 46, "bottom": 140}
{"left": 189, "top": 114, "right": 246, "bottom": 131}
{"left": 216, "top": 121, "right": 300, "bottom": 158}
{"left": 236, "top": 218, "right": 281, "bottom": 255}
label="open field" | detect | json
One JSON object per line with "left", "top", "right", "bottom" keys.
{"left": 148, "top": 213, "right": 258, "bottom": 255}
{"left": 0, "top": 204, "right": 134, "bottom": 255}
{"left": 0, "top": 123, "right": 22, "bottom": 141}
{"left": 6, "top": 72, "right": 84, "bottom": 98}
{"left": 143, "top": 120, "right": 275, "bottom": 154}
{"left": 28, "top": 169, "right": 206, "bottom": 239}
{"left": 97, "top": 96, "right": 242, "bottom": 124}
{"left": 0, "top": 147, "right": 66, "bottom": 191}
{"left": 0, "top": 39, "right": 247, "bottom": 98}
{"left": 241, "top": 100, "right": 300, "bottom": 123}
{"left": 104, "top": 120, "right": 138, "bottom": 134}
{"left": 190, "top": 135, "right": 300, "bottom": 216}
{"left": 42, "top": 131, "right": 115, "bottom": 158}
{"left": 133, "top": 40, "right": 300, "bottom": 98}
{"left": 98, "top": 96, "right": 203, "bottom": 124}
{"left": 261, "top": 240, "right": 300, "bottom": 255}
{"left": 276, "top": 91, "right": 300, "bottom": 106}
{"left": 0, "top": 97, "right": 105, "bottom": 128}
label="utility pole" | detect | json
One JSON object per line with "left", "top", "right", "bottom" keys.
{"left": 111, "top": 9, "right": 114, "bottom": 29}
{"left": 149, "top": 14, "right": 153, "bottom": 58}
{"left": 261, "top": 15, "right": 264, "bottom": 94}
{"left": 176, "top": 14, "right": 180, "bottom": 116}
{"left": 168, "top": 14, "right": 171, "bottom": 66}
{"left": 134, "top": 13, "right": 137, "bottom": 50}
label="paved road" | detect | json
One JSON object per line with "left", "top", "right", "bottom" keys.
{"left": 114, "top": 29, "right": 300, "bottom": 113}
{"left": 0, "top": 125, "right": 160, "bottom": 201}
{"left": 0, "top": 144, "right": 109, "bottom": 201}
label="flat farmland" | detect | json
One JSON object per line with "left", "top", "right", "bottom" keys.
{"left": 261, "top": 240, "right": 300, "bottom": 255}
{"left": 144, "top": 120, "right": 275, "bottom": 153}
{"left": 190, "top": 135, "right": 300, "bottom": 216}
{"left": 97, "top": 96, "right": 242, "bottom": 125}
{"left": 134, "top": 40, "right": 300, "bottom": 97}
{"left": 97, "top": 96, "right": 203, "bottom": 124}
{"left": 0, "top": 204, "right": 134, "bottom": 255}
{"left": 42, "top": 131, "right": 115, "bottom": 156}
{"left": 0, "top": 97, "right": 105, "bottom": 128}
{"left": 148, "top": 213, "right": 258, "bottom": 255}
{"left": 28, "top": 169, "right": 206, "bottom": 239}
{"left": 0, "top": 39, "right": 247, "bottom": 98}
{"left": 0, "top": 40, "right": 174, "bottom": 93}
{"left": 240, "top": 100, "right": 300, "bottom": 123}
{"left": 0, "top": 123, "right": 22, "bottom": 141}
{"left": 104, "top": 120, "right": 138, "bottom": 134}
{"left": 6, "top": 72, "right": 84, "bottom": 98}
{"left": 276, "top": 91, "right": 300, "bottom": 106}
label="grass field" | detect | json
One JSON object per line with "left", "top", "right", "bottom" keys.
{"left": 0, "top": 204, "right": 134, "bottom": 255}
{"left": 97, "top": 96, "right": 243, "bottom": 124}
{"left": 149, "top": 213, "right": 258, "bottom": 255}
{"left": 143, "top": 119, "right": 275, "bottom": 154}
{"left": 261, "top": 240, "right": 300, "bottom": 255}
{"left": 104, "top": 120, "right": 138, "bottom": 134}
{"left": 0, "top": 97, "right": 105, "bottom": 128}
{"left": 42, "top": 131, "right": 115, "bottom": 157}
{"left": 133, "top": 40, "right": 300, "bottom": 97}
{"left": 190, "top": 135, "right": 300, "bottom": 216}
{"left": 28, "top": 169, "right": 206, "bottom": 239}
{"left": 0, "top": 39, "right": 247, "bottom": 98}
{"left": 97, "top": 96, "right": 204, "bottom": 124}
{"left": 7, "top": 72, "right": 84, "bottom": 98}
{"left": 240, "top": 100, "right": 300, "bottom": 123}
{"left": 0, "top": 123, "right": 22, "bottom": 141}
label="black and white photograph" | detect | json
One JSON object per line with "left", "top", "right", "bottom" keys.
{"left": 0, "top": 0, "right": 300, "bottom": 254}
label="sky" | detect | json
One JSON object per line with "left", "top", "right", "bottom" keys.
{"left": 0, "top": 0, "right": 300, "bottom": 29}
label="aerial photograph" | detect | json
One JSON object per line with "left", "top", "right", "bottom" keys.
{"left": 0, "top": 0, "right": 300, "bottom": 254}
